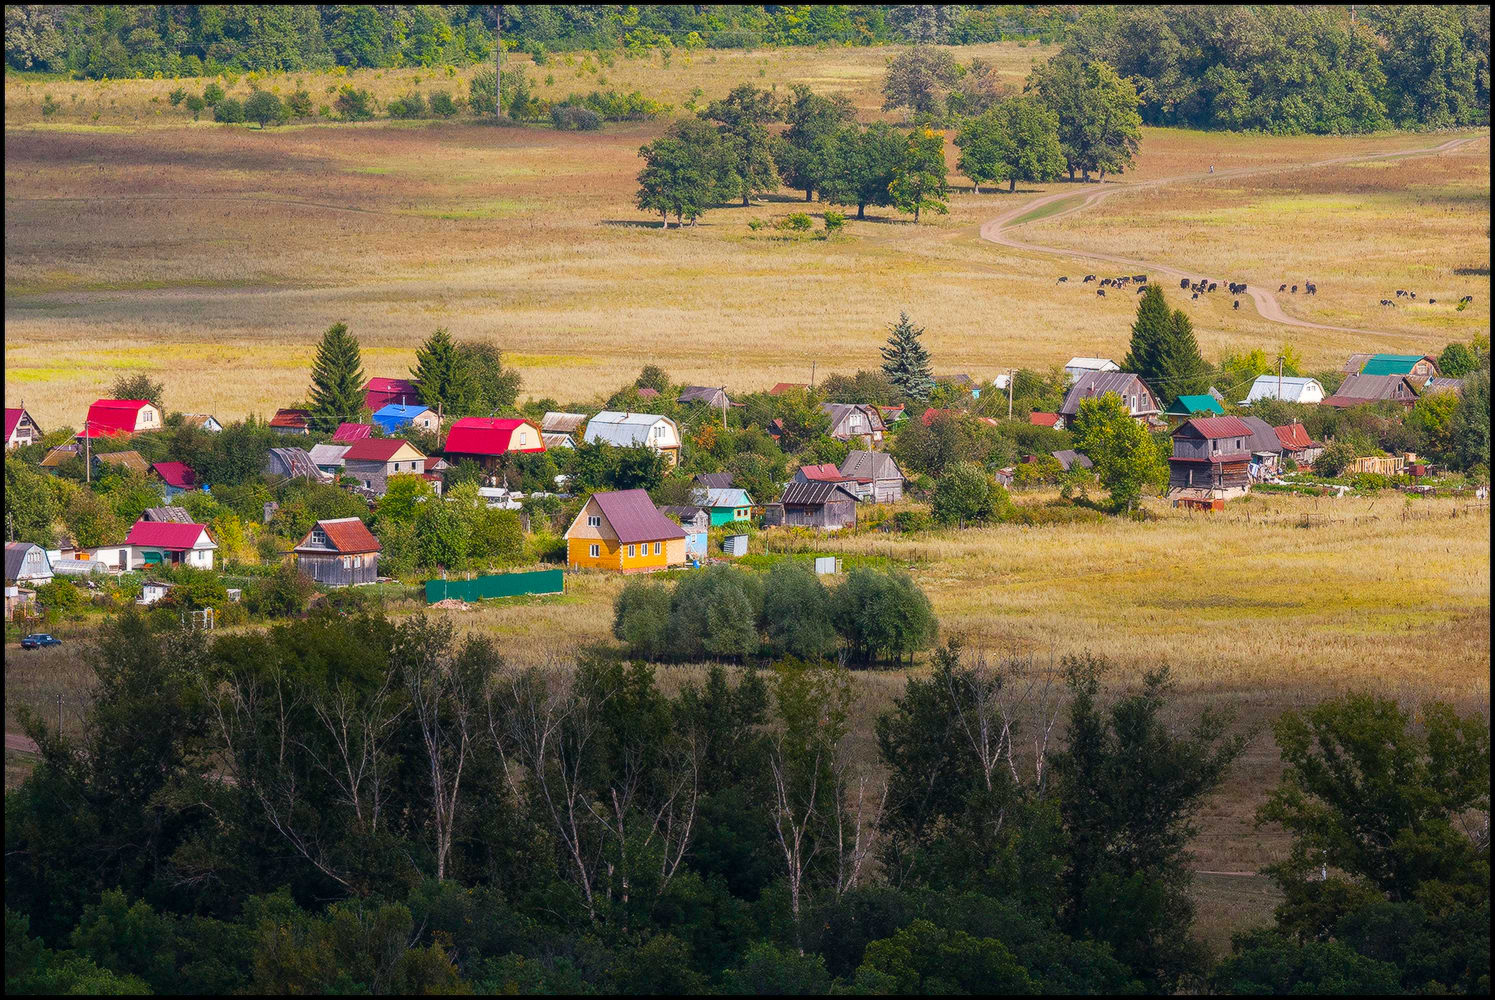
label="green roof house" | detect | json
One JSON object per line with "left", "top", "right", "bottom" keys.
{"left": 1164, "top": 394, "right": 1226, "bottom": 418}
{"left": 691, "top": 487, "right": 754, "bottom": 526}
{"left": 1360, "top": 354, "right": 1438, "bottom": 378}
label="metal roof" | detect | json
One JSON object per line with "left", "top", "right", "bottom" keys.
{"left": 152, "top": 461, "right": 196, "bottom": 489}
{"left": 1065, "top": 357, "right": 1119, "bottom": 370}
{"left": 143, "top": 506, "right": 192, "bottom": 522}
{"left": 779, "top": 481, "right": 860, "bottom": 506}
{"left": 1166, "top": 394, "right": 1225, "bottom": 416}
{"left": 266, "top": 447, "right": 330, "bottom": 481}
{"left": 5, "top": 542, "right": 50, "bottom": 582}
{"left": 332, "top": 422, "right": 373, "bottom": 442}
{"left": 1273, "top": 423, "right": 1319, "bottom": 451}
{"left": 445, "top": 417, "right": 545, "bottom": 456}
{"left": 1051, "top": 450, "right": 1093, "bottom": 471}
{"left": 693, "top": 472, "right": 735, "bottom": 489}
{"left": 124, "top": 520, "right": 215, "bottom": 550}
{"left": 295, "top": 517, "right": 380, "bottom": 554}
{"left": 693, "top": 487, "right": 753, "bottom": 509}
{"left": 308, "top": 443, "right": 352, "bottom": 467}
{"left": 1322, "top": 374, "right": 1418, "bottom": 406}
{"left": 584, "top": 490, "right": 686, "bottom": 544}
{"left": 1175, "top": 416, "right": 1253, "bottom": 439}
{"left": 839, "top": 450, "right": 904, "bottom": 482}
{"left": 583, "top": 411, "right": 674, "bottom": 448}
{"left": 1059, "top": 372, "right": 1160, "bottom": 416}
{"left": 1244, "top": 375, "right": 1324, "bottom": 403}
{"left": 343, "top": 438, "right": 423, "bottom": 463}
{"left": 1237, "top": 415, "right": 1284, "bottom": 454}
{"left": 541, "top": 412, "right": 588, "bottom": 434}
{"left": 1362, "top": 354, "right": 1434, "bottom": 376}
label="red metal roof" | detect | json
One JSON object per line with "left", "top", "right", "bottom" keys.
{"left": 1274, "top": 423, "right": 1318, "bottom": 451}
{"left": 124, "top": 520, "right": 213, "bottom": 550}
{"left": 81, "top": 399, "right": 152, "bottom": 437}
{"left": 587, "top": 489, "right": 686, "bottom": 544}
{"left": 364, "top": 378, "right": 420, "bottom": 411}
{"left": 798, "top": 463, "right": 846, "bottom": 482}
{"left": 769, "top": 382, "right": 808, "bottom": 395}
{"left": 332, "top": 422, "right": 373, "bottom": 442}
{"left": 4, "top": 408, "right": 26, "bottom": 440}
{"left": 637, "top": 387, "right": 660, "bottom": 398}
{"left": 152, "top": 462, "right": 196, "bottom": 489}
{"left": 296, "top": 517, "right": 380, "bottom": 554}
{"left": 342, "top": 438, "right": 422, "bottom": 462}
{"left": 1177, "top": 416, "right": 1253, "bottom": 439}
{"left": 269, "top": 408, "right": 310, "bottom": 429}
{"left": 1029, "top": 411, "right": 1061, "bottom": 427}
{"left": 444, "top": 417, "right": 544, "bottom": 456}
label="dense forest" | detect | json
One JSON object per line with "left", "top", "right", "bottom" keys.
{"left": 4, "top": 5, "right": 1490, "bottom": 133}
{"left": 6, "top": 610, "right": 1489, "bottom": 994}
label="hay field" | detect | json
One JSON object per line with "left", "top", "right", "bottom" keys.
{"left": 5, "top": 43, "right": 1491, "bottom": 429}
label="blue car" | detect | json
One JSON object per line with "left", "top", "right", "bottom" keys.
{"left": 20, "top": 633, "right": 62, "bottom": 649}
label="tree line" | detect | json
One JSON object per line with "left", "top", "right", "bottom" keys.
{"left": 6, "top": 611, "right": 1487, "bottom": 994}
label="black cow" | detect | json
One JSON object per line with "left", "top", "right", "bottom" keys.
{"left": 1191, "top": 292, "right": 1199, "bottom": 299}
{"left": 1291, "top": 285, "right": 1298, "bottom": 293}
{"left": 1429, "top": 298, "right": 1437, "bottom": 304}
{"left": 1083, "top": 274, "right": 1096, "bottom": 282}
{"left": 1057, "top": 276, "right": 1069, "bottom": 283}
{"left": 1097, "top": 288, "right": 1106, "bottom": 297}
{"left": 1409, "top": 292, "right": 1416, "bottom": 299}
{"left": 1233, "top": 300, "right": 1240, "bottom": 310}
{"left": 1208, "top": 282, "right": 1217, "bottom": 292}
{"left": 1136, "top": 285, "right": 1146, "bottom": 294}
{"left": 1134, "top": 274, "right": 1147, "bottom": 283}
{"left": 1305, "top": 282, "right": 1317, "bottom": 295}
{"left": 1396, "top": 289, "right": 1406, "bottom": 297}
{"left": 1279, "top": 283, "right": 1288, "bottom": 292}
{"left": 1181, "top": 278, "right": 1191, "bottom": 289}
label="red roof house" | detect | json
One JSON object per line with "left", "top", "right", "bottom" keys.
{"left": 796, "top": 462, "right": 847, "bottom": 483}
{"left": 1029, "top": 411, "right": 1063, "bottom": 428}
{"left": 269, "top": 408, "right": 311, "bottom": 434}
{"left": 79, "top": 399, "right": 163, "bottom": 438}
{"left": 5, "top": 407, "right": 42, "bottom": 449}
{"left": 443, "top": 417, "right": 545, "bottom": 460}
{"left": 123, "top": 519, "right": 218, "bottom": 570}
{"left": 364, "top": 377, "right": 420, "bottom": 412}
{"left": 769, "top": 383, "right": 808, "bottom": 395}
{"left": 332, "top": 422, "right": 373, "bottom": 443}
{"left": 152, "top": 462, "right": 197, "bottom": 492}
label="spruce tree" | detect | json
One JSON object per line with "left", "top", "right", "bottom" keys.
{"left": 411, "top": 328, "right": 473, "bottom": 418}
{"left": 880, "top": 312, "right": 935, "bottom": 401}
{"left": 1123, "top": 286, "right": 1208, "bottom": 407}
{"left": 1123, "top": 285, "right": 1170, "bottom": 382}
{"left": 307, "top": 321, "right": 366, "bottom": 433}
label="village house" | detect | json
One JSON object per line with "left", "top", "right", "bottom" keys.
{"left": 80, "top": 398, "right": 163, "bottom": 438}
{"left": 123, "top": 520, "right": 218, "bottom": 571}
{"left": 5, "top": 407, "right": 42, "bottom": 450}
{"left": 94, "top": 449, "right": 150, "bottom": 477}
{"left": 1064, "top": 357, "right": 1120, "bottom": 384}
{"left": 541, "top": 412, "right": 588, "bottom": 448}
{"left": 1029, "top": 411, "right": 1064, "bottom": 429}
{"left": 840, "top": 450, "right": 907, "bottom": 502}
{"left": 5, "top": 541, "right": 54, "bottom": 587}
{"left": 293, "top": 517, "right": 382, "bottom": 587}
{"left": 1051, "top": 450, "right": 1093, "bottom": 472}
{"left": 583, "top": 411, "right": 681, "bottom": 468}
{"left": 1167, "top": 416, "right": 1253, "bottom": 500}
{"left": 768, "top": 382, "right": 808, "bottom": 395}
{"left": 678, "top": 386, "right": 732, "bottom": 409}
{"left": 693, "top": 472, "right": 735, "bottom": 490}
{"left": 1059, "top": 372, "right": 1162, "bottom": 425}
{"left": 763, "top": 481, "right": 860, "bottom": 530}
{"left": 874, "top": 403, "right": 907, "bottom": 426}
{"left": 342, "top": 438, "right": 427, "bottom": 496}
{"left": 444, "top": 417, "right": 546, "bottom": 468}
{"left": 1423, "top": 377, "right": 1465, "bottom": 395}
{"left": 269, "top": 408, "right": 311, "bottom": 435}
{"left": 1273, "top": 423, "right": 1323, "bottom": 468}
{"left": 565, "top": 489, "right": 686, "bottom": 572}
{"left": 1360, "top": 353, "right": 1439, "bottom": 379}
{"left": 794, "top": 463, "right": 855, "bottom": 489}
{"left": 180, "top": 413, "right": 223, "bottom": 433}
{"left": 372, "top": 403, "right": 439, "bottom": 436}
{"left": 1243, "top": 375, "right": 1326, "bottom": 405}
{"left": 1239, "top": 415, "right": 1285, "bottom": 480}
{"left": 152, "top": 461, "right": 198, "bottom": 498}
{"left": 823, "top": 403, "right": 886, "bottom": 447}
{"left": 1342, "top": 353, "right": 1373, "bottom": 375}
{"left": 1164, "top": 394, "right": 1226, "bottom": 420}
{"left": 332, "top": 422, "right": 373, "bottom": 443}
{"left": 264, "top": 446, "right": 332, "bottom": 483}
{"left": 1321, "top": 373, "right": 1420, "bottom": 408}
{"left": 364, "top": 377, "right": 420, "bottom": 412}
{"left": 661, "top": 505, "right": 711, "bottom": 559}
{"left": 308, "top": 443, "right": 352, "bottom": 476}
{"left": 691, "top": 487, "right": 754, "bottom": 526}
{"left": 142, "top": 506, "right": 192, "bottom": 523}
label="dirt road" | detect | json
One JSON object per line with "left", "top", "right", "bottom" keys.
{"left": 979, "top": 134, "right": 1482, "bottom": 342}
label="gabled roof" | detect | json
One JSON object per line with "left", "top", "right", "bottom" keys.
{"left": 824, "top": 403, "right": 886, "bottom": 432}
{"left": 1362, "top": 353, "right": 1436, "bottom": 376}
{"left": 779, "top": 480, "right": 860, "bottom": 506}
{"left": 81, "top": 399, "right": 154, "bottom": 437}
{"left": 1065, "top": 357, "right": 1120, "bottom": 370}
{"left": 342, "top": 438, "right": 424, "bottom": 463}
{"left": 541, "top": 433, "right": 575, "bottom": 449}
{"left": 124, "top": 520, "right": 216, "bottom": 550}
{"left": 1423, "top": 377, "right": 1464, "bottom": 395}
{"left": 1322, "top": 373, "right": 1419, "bottom": 406}
{"left": 142, "top": 506, "right": 192, "bottom": 522}
{"left": 840, "top": 450, "right": 904, "bottom": 482}
{"left": 295, "top": 516, "right": 380, "bottom": 554}
{"left": 1175, "top": 416, "right": 1253, "bottom": 439}
{"left": 1059, "top": 372, "right": 1159, "bottom": 417}
{"left": 636, "top": 387, "right": 660, "bottom": 398}
{"left": 797, "top": 463, "right": 846, "bottom": 482}
{"left": 1238, "top": 415, "right": 1283, "bottom": 454}
{"left": 308, "top": 443, "right": 352, "bottom": 467}
{"left": 152, "top": 461, "right": 197, "bottom": 489}
{"left": 365, "top": 377, "right": 419, "bottom": 407}
{"left": 1029, "top": 411, "right": 1061, "bottom": 427}
{"left": 266, "top": 447, "right": 329, "bottom": 481}
{"left": 693, "top": 487, "right": 753, "bottom": 509}
{"left": 269, "top": 408, "right": 311, "bottom": 430}
{"left": 444, "top": 417, "right": 545, "bottom": 456}
{"left": 661, "top": 505, "right": 710, "bottom": 525}
{"left": 40, "top": 444, "right": 79, "bottom": 467}
{"left": 95, "top": 450, "right": 149, "bottom": 475}
{"left": 584, "top": 490, "right": 686, "bottom": 544}
{"left": 694, "top": 472, "right": 735, "bottom": 489}
{"left": 1273, "top": 423, "right": 1319, "bottom": 451}
{"left": 768, "top": 383, "right": 807, "bottom": 395}
{"left": 5, "top": 541, "right": 50, "bottom": 582}
{"left": 1167, "top": 394, "right": 1225, "bottom": 417}
{"left": 332, "top": 422, "right": 373, "bottom": 442}
{"left": 1342, "top": 352, "right": 1374, "bottom": 374}
{"left": 373, "top": 403, "right": 434, "bottom": 421}
{"left": 5, "top": 407, "right": 35, "bottom": 440}
{"left": 1051, "top": 449, "right": 1092, "bottom": 471}
{"left": 541, "top": 412, "right": 587, "bottom": 434}
{"left": 584, "top": 411, "right": 674, "bottom": 448}
{"left": 678, "top": 386, "right": 730, "bottom": 406}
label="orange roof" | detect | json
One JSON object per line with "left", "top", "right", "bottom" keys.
{"left": 296, "top": 517, "right": 380, "bottom": 554}
{"left": 1029, "top": 412, "right": 1061, "bottom": 427}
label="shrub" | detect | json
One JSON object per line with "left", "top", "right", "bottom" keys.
{"left": 285, "top": 88, "right": 313, "bottom": 117}
{"left": 167, "top": 87, "right": 187, "bottom": 106}
{"left": 334, "top": 86, "right": 375, "bottom": 121}
{"left": 714, "top": 28, "right": 762, "bottom": 49}
{"left": 830, "top": 568, "right": 937, "bottom": 666}
{"left": 613, "top": 579, "right": 672, "bottom": 659}
{"left": 669, "top": 564, "right": 763, "bottom": 660}
{"left": 246, "top": 561, "right": 314, "bottom": 618}
{"left": 387, "top": 91, "right": 427, "bottom": 119}
{"left": 777, "top": 213, "right": 814, "bottom": 232}
{"left": 550, "top": 104, "right": 602, "bottom": 130}
{"left": 428, "top": 90, "right": 459, "bottom": 117}
{"left": 201, "top": 82, "right": 225, "bottom": 106}
{"left": 931, "top": 461, "right": 1011, "bottom": 525}
{"left": 760, "top": 561, "right": 837, "bottom": 659}
{"left": 243, "top": 90, "right": 283, "bottom": 127}
{"left": 212, "top": 97, "right": 244, "bottom": 123}
{"left": 823, "top": 211, "right": 845, "bottom": 233}
{"left": 1351, "top": 472, "right": 1391, "bottom": 492}
{"left": 1315, "top": 439, "right": 1359, "bottom": 477}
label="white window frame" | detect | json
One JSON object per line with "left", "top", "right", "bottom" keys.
{"left": 654, "top": 541, "right": 661, "bottom": 555}
{"left": 589, "top": 543, "right": 599, "bottom": 558}
{"left": 628, "top": 544, "right": 636, "bottom": 558}
{"left": 587, "top": 514, "right": 601, "bottom": 527}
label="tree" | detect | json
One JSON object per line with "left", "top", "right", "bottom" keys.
{"left": 882, "top": 46, "right": 958, "bottom": 118}
{"left": 613, "top": 578, "right": 673, "bottom": 659}
{"left": 5, "top": 457, "right": 59, "bottom": 546}
{"left": 109, "top": 373, "right": 165, "bottom": 410}
{"left": 668, "top": 565, "right": 762, "bottom": 660}
{"left": 956, "top": 97, "right": 1066, "bottom": 193}
{"left": 830, "top": 568, "right": 937, "bottom": 666}
{"left": 889, "top": 127, "right": 949, "bottom": 222}
{"left": 760, "top": 561, "right": 837, "bottom": 660}
{"left": 1070, "top": 393, "right": 1166, "bottom": 512}
{"left": 305, "top": 322, "right": 366, "bottom": 433}
{"left": 774, "top": 85, "right": 856, "bottom": 201}
{"left": 702, "top": 84, "right": 781, "bottom": 207}
{"left": 1436, "top": 341, "right": 1478, "bottom": 377}
{"left": 456, "top": 341, "right": 521, "bottom": 416}
{"left": 213, "top": 97, "right": 244, "bottom": 123}
{"left": 822, "top": 122, "right": 905, "bottom": 220}
{"left": 243, "top": 89, "right": 283, "bottom": 128}
{"left": 1030, "top": 54, "right": 1143, "bottom": 182}
{"left": 880, "top": 313, "right": 935, "bottom": 401}
{"left": 853, "top": 919, "right": 1034, "bottom": 994}
{"left": 374, "top": 473, "right": 435, "bottom": 529}
{"left": 1407, "top": 387, "right": 1462, "bottom": 459}
{"left": 333, "top": 85, "right": 374, "bottom": 121}
{"left": 636, "top": 120, "right": 717, "bottom": 227}
{"left": 414, "top": 497, "right": 467, "bottom": 570}
{"left": 183, "top": 94, "right": 206, "bottom": 120}
{"left": 410, "top": 328, "right": 471, "bottom": 418}
{"left": 773, "top": 387, "right": 831, "bottom": 452}
{"left": 930, "top": 461, "right": 1010, "bottom": 525}
{"left": 1123, "top": 285, "right": 1209, "bottom": 407}
{"left": 1451, "top": 363, "right": 1490, "bottom": 471}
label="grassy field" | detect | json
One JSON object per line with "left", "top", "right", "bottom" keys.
{"left": 4, "top": 44, "right": 1489, "bottom": 429}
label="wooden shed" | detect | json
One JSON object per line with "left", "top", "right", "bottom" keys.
{"left": 763, "top": 481, "right": 860, "bottom": 531}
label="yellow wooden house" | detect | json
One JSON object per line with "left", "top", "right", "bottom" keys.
{"left": 565, "top": 489, "right": 687, "bottom": 572}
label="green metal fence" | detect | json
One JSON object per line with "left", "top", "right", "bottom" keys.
{"left": 424, "top": 569, "right": 565, "bottom": 604}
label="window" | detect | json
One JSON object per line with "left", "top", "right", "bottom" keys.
{"left": 364, "top": 480, "right": 372, "bottom": 488}
{"left": 654, "top": 542, "right": 661, "bottom": 555}
{"left": 589, "top": 543, "right": 600, "bottom": 558}
{"left": 393, "top": 462, "right": 399, "bottom": 471}
{"left": 1212, "top": 440, "right": 1219, "bottom": 453}
{"left": 587, "top": 515, "right": 601, "bottom": 527}
{"left": 628, "top": 545, "right": 636, "bottom": 558}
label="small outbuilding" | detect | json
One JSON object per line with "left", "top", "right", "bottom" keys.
{"left": 293, "top": 517, "right": 382, "bottom": 587}
{"left": 762, "top": 481, "right": 860, "bottom": 530}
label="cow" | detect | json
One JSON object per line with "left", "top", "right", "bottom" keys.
{"left": 1291, "top": 285, "right": 1298, "bottom": 293}
{"left": 1233, "top": 300, "right": 1240, "bottom": 310}
{"left": 1380, "top": 299, "right": 1394, "bottom": 307}
{"left": 1191, "top": 292, "right": 1199, "bottom": 299}
{"left": 1396, "top": 289, "right": 1406, "bottom": 297}
{"left": 1181, "top": 278, "right": 1191, "bottom": 289}
{"left": 1134, "top": 274, "right": 1147, "bottom": 283}
{"left": 1429, "top": 298, "right": 1437, "bottom": 304}
{"left": 1279, "top": 283, "right": 1288, "bottom": 292}
{"left": 1057, "top": 276, "right": 1069, "bottom": 283}
{"left": 1459, "top": 295, "right": 1473, "bottom": 304}
{"left": 1409, "top": 292, "right": 1416, "bottom": 300}
{"left": 1305, "top": 281, "right": 1317, "bottom": 295}
{"left": 1136, "top": 285, "right": 1147, "bottom": 294}
{"left": 1083, "top": 274, "right": 1096, "bottom": 283}
{"left": 1097, "top": 288, "right": 1106, "bottom": 297}
{"left": 1208, "top": 282, "right": 1217, "bottom": 292}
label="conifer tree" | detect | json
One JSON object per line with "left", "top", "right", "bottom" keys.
{"left": 411, "top": 328, "right": 475, "bottom": 418}
{"left": 306, "top": 321, "right": 366, "bottom": 433}
{"left": 1123, "top": 286, "right": 1208, "bottom": 407}
{"left": 880, "top": 312, "right": 935, "bottom": 401}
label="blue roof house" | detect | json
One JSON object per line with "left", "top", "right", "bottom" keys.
{"left": 372, "top": 403, "right": 439, "bottom": 435}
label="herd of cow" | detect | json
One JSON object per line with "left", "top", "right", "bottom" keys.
{"left": 1379, "top": 291, "right": 1474, "bottom": 308}
{"left": 1055, "top": 273, "right": 1149, "bottom": 297}
{"left": 1058, "top": 271, "right": 1475, "bottom": 314}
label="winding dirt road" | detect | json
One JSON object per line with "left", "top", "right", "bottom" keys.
{"left": 980, "top": 134, "right": 1483, "bottom": 342}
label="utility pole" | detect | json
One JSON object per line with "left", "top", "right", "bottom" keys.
{"left": 809, "top": 361, "right": 816, "bottom": 389}
{"left": 494, "top": 5, "right": 503, "bottom": 117}
{"left": 1007, "top": 369, "right": 1015, "bottom": 420}
{"left": 1277, "top": 355, "right": 1284, "bottom": 403}
{"left": 84, "top": 419, "right": 91, "bottom": 484}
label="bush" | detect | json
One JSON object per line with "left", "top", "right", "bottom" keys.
{"left": 613, "top": 579, "right": 672, "bottom": 659}
{"left": 285, "top": 88, "right": 313, "bottom": 117}
{"left": 550, "top": 104, "right": 602, "bottom": 130}
{"left": 760, "top": 561, "right": 837, "bottom": 659}
{"left": 243, "top": 89, "right": 283, "bottom": 127}
{"left": 334, "top": 85, "right": 375, "bottom": 121}
{"left": 714, "top": 28, "right": 762, "bottom": 49}
{"left": 931, "top": 462, "right": 1010, "bottom": 525}
{"left": 1314, "top": 439, "right": 1359, "bottom": 478}
{"left": 830, "top": 568, "right": 937, "bottom": 666}
{"left": 428, "top": 90, "right": 459, "bottom": 117}
{"left": 777, "top": 213, "right": 814, "bottom": 232}
{"left": 387, "top": 91, "right": 427, "bottom": 119}
{"left": 668, "top": 565, "right": 763, "bottom": 660}
{"left": 1351, "top": 472, "right": 1391, "bottom": 492}
{"left": 823, "top": 211, "right": 845, "bottom": 233}
{"left": 246, "top": 561, "right": 314, "bottom": 618}
{"left": 212, "top": 97, "right": 244, "bottom": 123}
{"left": 167, "top": 87, "right": 187, "bottom": 106}
{"left": 183, "top": 94, "right": 205, "bottom": 119}
{"left": 201, "top": 82, "right": 225, "bottom": 106}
